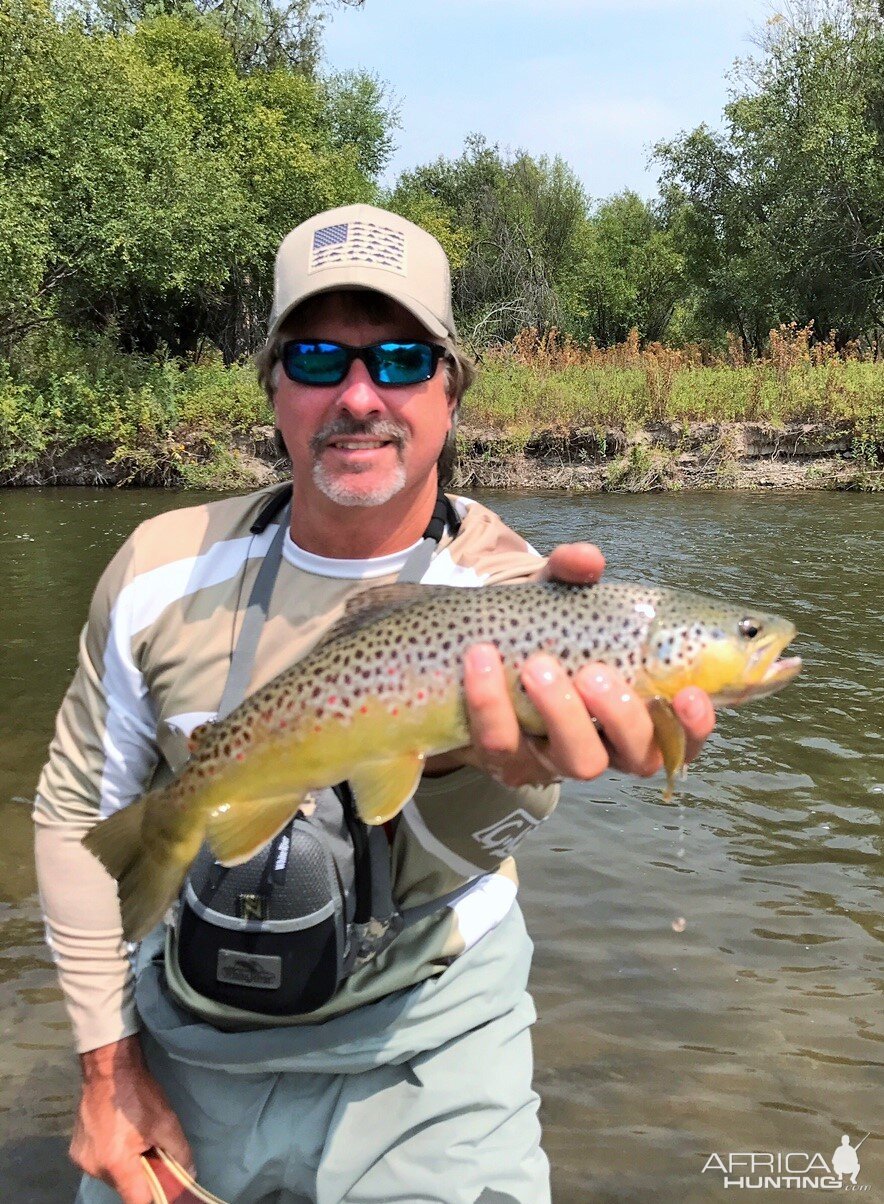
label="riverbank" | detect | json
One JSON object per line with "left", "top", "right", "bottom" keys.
{"left": 2, "top": 329, "right": 882, "bottom": 490}
{"left": 3, "top": 419, "right": 881, "bottom": 492}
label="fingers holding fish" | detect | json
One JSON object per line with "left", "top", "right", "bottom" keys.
{"left": 460, "top": 645, "right": 570, "bottom": 787}
{"left": 520, "top": 654, "right": 611, "bottom": 781}
{"left": 538, "top": 542, "right": 606, "bottom": 585}
{"left": 571, "top": 663, "right": 661, "bottom": 778}
{"left": 671, "top": 686, "right": 716, "bottom": 763}
{"left": 461, "top": 644, "right": 541, "bottom": 785}
{"left": 462, "top": 642, "right": 522, "bottom": 758}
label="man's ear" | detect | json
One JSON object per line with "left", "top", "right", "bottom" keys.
{"left": 273, "top": 428, "right": 289, "bottom": 461}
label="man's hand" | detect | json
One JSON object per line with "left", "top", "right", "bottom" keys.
{"left": 71, "top": 1034, "right": 193, "bottom": 1204}
{"left": 426, "top": 542, "right": 715, "bottom": 787}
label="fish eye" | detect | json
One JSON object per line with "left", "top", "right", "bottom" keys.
{"left": 739, "top": 618, "right": 762, "bottom": 639}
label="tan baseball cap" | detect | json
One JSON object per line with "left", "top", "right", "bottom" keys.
{"left": 267, "top": 203, "right": 457, "bottom": 344}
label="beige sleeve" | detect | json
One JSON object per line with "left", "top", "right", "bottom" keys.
{"left": 444, "top": 498, "right": 550, "bottom": 584}
{"left": 35, "top": 819, "right": 137, "bottom": 1052}
{"left": 34, "top": 532, "right": 155, "bottom": 1053}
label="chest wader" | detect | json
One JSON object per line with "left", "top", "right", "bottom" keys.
{"left": 168, "top": 486, "right": 482, "bottom": 1021}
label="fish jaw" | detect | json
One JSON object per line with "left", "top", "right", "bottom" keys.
{"left": 640, "top": 617, "right": 800, "bottom": 706}
{"left": 710, "top": 651, "right": 802, "bottom": 706}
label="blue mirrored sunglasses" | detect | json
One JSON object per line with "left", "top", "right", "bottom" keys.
{"left": 279, "top": 340, "right": 446, "bottom": 388}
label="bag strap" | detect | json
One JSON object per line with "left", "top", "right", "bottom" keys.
{"left": 396, "top": 490, "right": 462, "bottom": 584}
{"left": 398, "top": 881, "right": 482, "bottom": 929}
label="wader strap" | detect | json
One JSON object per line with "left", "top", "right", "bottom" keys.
{"left": 217, "top": 511, "right": 290, "bottom": 721}
{"left": 221, "top": 488, "right": 456, "bottom": 717}
{"left": 367, "top": 826, "right": 397, "bottom": 922}
{"left": 395, "top": 538, "right": 438, "bottom": 584}
{"left": 397, "top": 492, "right": 462, "bottom": 584}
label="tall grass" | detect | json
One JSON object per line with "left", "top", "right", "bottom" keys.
{"left": 466, "top": 324, "right": 884, "bottom": 431}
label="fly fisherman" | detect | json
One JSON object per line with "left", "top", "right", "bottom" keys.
{"left": 34, "top": 204, "right": 715, "bottom": 1204}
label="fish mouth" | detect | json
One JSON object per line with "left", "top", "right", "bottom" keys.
{"left": 714, "top": 625, "right": 802, "bottom": 706}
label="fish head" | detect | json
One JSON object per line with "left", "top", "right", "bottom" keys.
{"left": 639, "top": 591, "right": 802, "bottom": 706}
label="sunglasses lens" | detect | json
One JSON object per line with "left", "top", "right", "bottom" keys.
{"left": 371, "top": 342, "right": 436, "bottom": 385}
{"left": 283, "top": 342, "right": 351, "bottom": 385}
{"left": 280, "top": 341, "right": 440, "bottom": 387}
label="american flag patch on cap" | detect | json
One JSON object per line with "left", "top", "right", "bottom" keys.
{"left": 309, "top": 220, "right": 407, "bottom": 276}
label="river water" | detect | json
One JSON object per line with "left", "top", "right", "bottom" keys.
{"left": 0, "top": 488, "right": 881, "bottom": 1202}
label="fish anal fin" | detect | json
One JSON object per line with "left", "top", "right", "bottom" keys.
{"left": 349, "top": 753, "right": 425, "bottom": 826}
{"left": 207, "top": 793, "right": 304, "bottom": 866}
{"left": 647, "top": 696, "right": 687, "bottom": 802}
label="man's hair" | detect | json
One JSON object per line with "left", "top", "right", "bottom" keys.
{"left": 255, "top": 290, "right": 475, "bottom": 488}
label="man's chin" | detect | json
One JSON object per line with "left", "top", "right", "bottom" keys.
{"left": 312, "top": 465, "right": 408, "bottom": 509}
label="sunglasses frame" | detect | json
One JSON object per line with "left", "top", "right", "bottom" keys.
{"left": 279, "top": 339, "right": 447, "bottom": 388}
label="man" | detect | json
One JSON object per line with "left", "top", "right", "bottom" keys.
{"left": 35, "top": 204, "right": 714, "bottom": 1204}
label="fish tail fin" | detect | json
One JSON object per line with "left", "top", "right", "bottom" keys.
{"left": 82, "top": 799, "right": 186, "bottom": 943}
{"left": 82, "top": 798, "right": 146, "bottom": 882}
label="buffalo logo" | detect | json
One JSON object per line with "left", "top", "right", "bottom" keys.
{"left": 216, "top": 950, "right": 282, "bottom": 990}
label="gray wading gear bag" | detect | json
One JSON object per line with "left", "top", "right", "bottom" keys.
{"left": 168, "top": 486, "right": 479, "bottom": 1021}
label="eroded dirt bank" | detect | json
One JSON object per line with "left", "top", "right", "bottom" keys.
{"left": 4, "top": 420, "right": 881, "bottom": 490}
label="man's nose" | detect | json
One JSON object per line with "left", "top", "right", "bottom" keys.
{"left": 335, "top": 358, "right": 384, "bottom": 415}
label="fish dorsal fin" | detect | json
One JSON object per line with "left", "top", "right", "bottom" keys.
{"left": 316, "top": 583, "right": 457, "bottom": 647}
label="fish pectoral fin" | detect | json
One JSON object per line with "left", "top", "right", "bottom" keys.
{"left": 207, "top": 793, "right": 304, "bottom": 866}
{"left": 647, "top": 696, "right": 687, "bottom": 802}
{"left": 349, "top": 753, "right": 425, "bottom": 826}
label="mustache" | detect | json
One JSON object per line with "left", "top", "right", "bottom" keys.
{"left": 310, "top": 416, "right": 407, "bottom": 454}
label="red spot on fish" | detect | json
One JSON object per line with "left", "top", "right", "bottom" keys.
{"left": 236, "top": 752, "right": 245, "bottom": 762}
{"left": 328, "top": 695, "right": 338, "bottom": 705}
{"left": 360, "top": 705, "right": 368, "bottom": 714}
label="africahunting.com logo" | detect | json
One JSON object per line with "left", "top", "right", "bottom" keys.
{"left": 701, "top": 1133, "right": 871, "bottom": 1191}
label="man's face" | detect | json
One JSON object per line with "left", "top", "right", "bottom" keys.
{"left": 273, "top": 294, "right": 455, "bottom": 511}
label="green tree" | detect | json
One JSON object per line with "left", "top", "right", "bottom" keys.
{"left": 573, "top": 192, "right": 685, "bottom": 345}
{"left": 0, "top": 0, "right": 62, "bottom": 350}
{"left": 0, "top": 3, "right": 396, "bottom": 359}
{"left": 657, "top": 0, "right": 884, "bottom": 350}
{"left": 395, "top": 136, "right": 590, "bottom": 342}
{"left": 75, "top": 0, "right": 365, "bottom": 74}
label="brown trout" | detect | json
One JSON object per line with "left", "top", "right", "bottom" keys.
{"left": 84, "top": 581, "right": 801, "bottom": 941}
